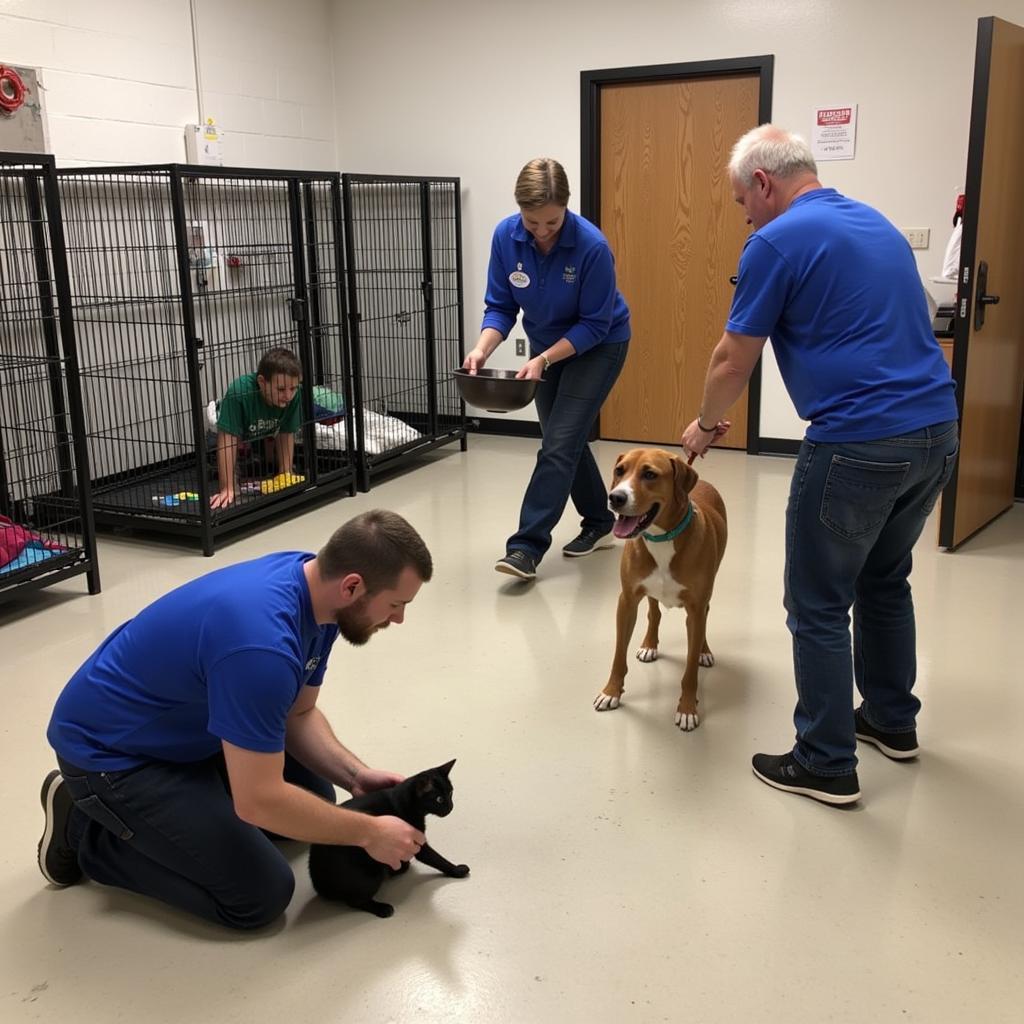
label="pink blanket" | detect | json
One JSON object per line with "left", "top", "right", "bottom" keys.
{"left": 0, "top": 514, "right": 67, "bottom": 570}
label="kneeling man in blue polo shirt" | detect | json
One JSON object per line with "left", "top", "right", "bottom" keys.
{"left": 40, "top": 509, "right": 432, "bottom": 929}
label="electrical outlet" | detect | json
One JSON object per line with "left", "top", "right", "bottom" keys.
{"left": 902, "top": 228, "right": 930, "bottom": 249}
{"left": 515, "top": 337, "right": 526, "bottom": 356}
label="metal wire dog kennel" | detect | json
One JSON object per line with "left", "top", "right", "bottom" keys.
{"left": 0, "top": 152, "right": 100, "bottom": 603}
{"left": 51, "top": 164, "right": 357, "bottom": 555}
{"left": 342, "top": 174, "right": 467, "bottom": 491}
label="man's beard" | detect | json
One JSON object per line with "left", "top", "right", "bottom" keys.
{"left": 334, "top": 596, "right": 388, "bottom": 646}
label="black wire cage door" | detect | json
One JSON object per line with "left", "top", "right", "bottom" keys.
{"left": 52, "top": 164, "right": 356, "bottom": 555}
{"left": 0, "top": 152, "right": 100, "bottom": 604}
{"left": 342, "top": 174, "right": 467, "bottom": 491}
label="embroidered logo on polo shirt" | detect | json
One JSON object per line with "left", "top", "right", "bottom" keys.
{"left": 562, "top": 264, "right": 577, "bottom": 284}
{"left": 305, "top": 656, "right": 321, "bottom": 672}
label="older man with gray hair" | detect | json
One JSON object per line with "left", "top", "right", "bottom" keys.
{"left": 681, "top": 124, "right": 958, "bottom": 805}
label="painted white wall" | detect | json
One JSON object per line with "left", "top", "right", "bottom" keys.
{"left": 759, "top": 341, "right": 807, "bottom": 441}
{"left": 0, "top": 0, "right": 337, "bottom": 168}
{"left": 4, "top": 0, "right": 1017, "bottom": 432}
{"left": 331, "top": 0, "right": 1024, "bottom": 427}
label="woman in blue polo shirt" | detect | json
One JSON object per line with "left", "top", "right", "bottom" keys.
{"left": 463, "top": 157, "right": 631, "bottom": 581}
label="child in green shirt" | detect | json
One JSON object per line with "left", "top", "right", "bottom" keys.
{"left": 211, "top": 348, "right": 302, "bottom": 509}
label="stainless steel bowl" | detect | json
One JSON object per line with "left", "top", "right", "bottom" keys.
{"left": 453, "top": 368, "right": 540, "bottom": 413}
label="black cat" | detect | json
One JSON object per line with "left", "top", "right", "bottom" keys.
{"left": 308, "top": 759, "right": 469, "bottom": 917}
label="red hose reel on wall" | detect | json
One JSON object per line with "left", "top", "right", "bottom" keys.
{"left": 0, "top": 65, "right": 28, "bottom": 114}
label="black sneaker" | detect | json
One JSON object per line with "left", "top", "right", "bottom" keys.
{"left": 751, "top": 752, "right": 860, "bottom": 806}
{"left": 494, "top": 550, "right": 537, "bottom": 580}
{"left": 562, "top": 527, "right": 614, "bottom": 558}
{"left": 855, "top": 706, "right": 919, "bottom": 760}
{"left": 38, "top": 770, "right": 82, "bottom": 887}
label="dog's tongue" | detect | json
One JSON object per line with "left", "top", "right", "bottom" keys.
{"left": 613, "top": 515, "right": 642, "bottom": 539}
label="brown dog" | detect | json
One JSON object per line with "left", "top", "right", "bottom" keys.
{"left": 594, "top": 448, "right": 727, "bottom": 730}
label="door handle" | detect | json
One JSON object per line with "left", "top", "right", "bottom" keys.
{"left": 973, "top": 259, "right": 1000, "bottom": 330}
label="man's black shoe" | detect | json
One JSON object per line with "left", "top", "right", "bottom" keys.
{"left": 562, "top": 528, "right": 614, "bottom": 558}
{"left": 752, "top": 752, "right": 860, "bottom": 805}
{"left": 855, "top": 706, "right": 919, "bottom": 760}
{"left": 38, "top": 769, "right": 82, "bottom": 887}
{"left": 494, "top": 550, "right": 537, "bottom": 580}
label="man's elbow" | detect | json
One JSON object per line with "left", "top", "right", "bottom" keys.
{"left": 231, "top": 789, "right": 278, "bottom": 828}
{"left": 721, "top": 359, "right": 755, "bottom": 384}
{"left": 231, "top": 794, "right": 262, "bottom": 826}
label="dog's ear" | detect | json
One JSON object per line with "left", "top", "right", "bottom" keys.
{"left": 672, "top": 456, "right": 698, "bottom": 505}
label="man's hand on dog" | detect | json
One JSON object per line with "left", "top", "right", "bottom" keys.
{"left": 681, "top": 418, "right": 732, "bottom": 461}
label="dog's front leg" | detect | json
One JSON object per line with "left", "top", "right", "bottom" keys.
{"left": 637, "top": 597, "right": 661, "bottom": 662}
{"left": 594, "top": 589, "right": 642, "bottom": 711}
{"left": 676, "top": 599, "right": 709, "bottom": 731}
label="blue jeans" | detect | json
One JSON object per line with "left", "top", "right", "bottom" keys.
{"left": 784, "top": 421, "right": 959, "bottom": 776}
{"left": 57, "top": 752, "right": 334, "bottom": 929}
{"left": 507, "top": 340, "right": 629, "bottom": 560}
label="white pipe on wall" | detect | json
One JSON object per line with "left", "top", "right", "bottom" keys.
{"left": 189, "top": 0, "right": 206, "bottom": 125}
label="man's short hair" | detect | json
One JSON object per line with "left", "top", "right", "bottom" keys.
{"left": 728, "top": 125, "right": 817, "bottom": 187}
{"left": 317, "top": 510, "right": 433, "bottom": 592}
{"left": 257, "top": 347, "right": 301, "bottom": 381}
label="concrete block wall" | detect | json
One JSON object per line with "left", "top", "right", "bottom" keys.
{"left": 0, "top": 0, "right": 338, "bottom": 169}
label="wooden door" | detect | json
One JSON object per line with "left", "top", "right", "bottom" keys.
{"left": 596, "top": 73, "right": 760, "bottom": 446}
{"left": 940, "top": 16, "right": 1024, "bottom": 548}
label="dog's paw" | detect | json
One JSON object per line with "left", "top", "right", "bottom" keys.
{"left": 699, "top": 651, "right": 715, "bottom": 667}
{"left": 594, "top": 692, "right": 621, "bottom": 711}
{"left": 675, "top": 710, "right": 701, "bottom": 731}
{"left": 636, "top": 646, "right": 658, "bottom": 663}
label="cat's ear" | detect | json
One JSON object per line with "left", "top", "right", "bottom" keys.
{"left": 440, "top": 759, "right": 456, "bottom": 776}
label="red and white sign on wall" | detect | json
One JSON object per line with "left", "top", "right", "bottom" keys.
{"left": 811, "top": 104, "right": 858, "bottom": 161}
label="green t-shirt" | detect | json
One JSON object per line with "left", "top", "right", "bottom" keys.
{"left": 216, "top": 373, "right": 301, "bottom": 440}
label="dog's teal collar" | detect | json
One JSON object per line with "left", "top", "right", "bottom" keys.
{"left": 642, "top": 503, "right": 694, "bottom": 543}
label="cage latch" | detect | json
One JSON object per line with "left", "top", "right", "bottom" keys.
{"left": 289, "top": 299, "right": 307, "bottom": 322}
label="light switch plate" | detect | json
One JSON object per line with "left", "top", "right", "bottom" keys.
{"left": 903, "top": 228, "right": 930, "bottom": 249}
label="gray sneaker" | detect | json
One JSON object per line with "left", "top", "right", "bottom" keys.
{"left": 562, "top": 528, "right": 614, "bottom": 557}
{"left": 495, "top": 550, "right": 537, "bottom": 580}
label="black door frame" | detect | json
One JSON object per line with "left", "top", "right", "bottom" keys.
{"left": 939, "top": 17, "right": 1024, "bottom": 548}
{"left": 580, "top": 55, "right": 774, "bottom": 453}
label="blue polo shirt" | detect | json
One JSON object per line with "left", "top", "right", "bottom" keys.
{"left": 481, "top": 209, "right": 630, "bottom": 355}
{"left": 726, "top": 188, "right": 957, "bottom": 441}
{"left": 47, "top": 552, "right": 339, "bottom": 771}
